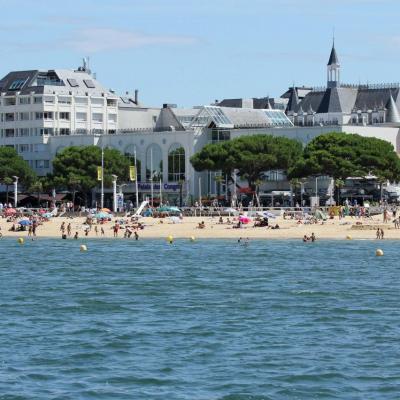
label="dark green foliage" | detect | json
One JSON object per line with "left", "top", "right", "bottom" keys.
{"left": 289, "top": 132, "right": 400, "bottom": 181}
{"left": 190, "top": 135, "right": 303, "bottom": 188}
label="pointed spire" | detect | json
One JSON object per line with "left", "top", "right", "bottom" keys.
{"left": 266, "top": 98, "right": 272, "bottom": 109}
{"left": 386, "top": 92, "right": 400, "bottom": 123}
{"left": 327, "top": 41, "right": 339, "bottom": 66}
{"left": 286, "top": 86, "right": 299, "bottom": 113}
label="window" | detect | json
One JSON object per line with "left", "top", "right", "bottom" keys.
{"left": 33, "top": 97, "right": 42, "bottom": 104}
{"left": 19, "top": 112, "right": 29, "bottom": 121}
{"left": 35, "top": 160, "right": 50, "bottom": 169}
{"left": 91, "top": 98, "right": 104, "bottom": 106}
{"left": 75, "top": 129, "right": 87, "bottom": 135}
{"left": 168, "top": 144, "right": 185, "bottom": 181}
{"left": 33, "top": 144, "right": 46, "bottom": 152}
{"left": 107, "top": 99, "right": 117, "bottom": 107}
{"left": 36, "top": 111, "right": 53, "bottom": 120}
{"left": 4, "top": 97, "right": 16, "bottom": 106}
{"left": 75, "top": 97, "right": 88, "bottom": 105}
{"left": 59, "top": 128, "right": 70, "bottom": 135}
{"left": 9, "top": 79, "right": 27, "bottom": 90}
{"left": 211, "top": 129, "right": 230, "bottom": 143}
{"left": 19, "top": 128, "right": 30, "bottom": 137}
{"left": 59, "top": 112, "right": 70, "bottom": 120}
{"left": 92, "top": 113, "right": 103, "bottom": 122}
{"left": 19, "top": 144, "right": 29, "bottom": 153}
{"left": 44, "top": 96, "right": 55, "bottom": 104}
{"left": 146, "top": 144, "right": 163, "bottom": 180}
{"left": 19, "top": 97, "right": 31, "bottom": 105}
{"left": 108, "top": 129, "right": 116, "bottom": 134}
{"left": 108, "top": 114, "right": 117, "bottom": 123}
{"left": 92, "top": 129, "right": 104, "bottom": 135}
{"left": 5, "top": 113, "right": 14, "bottom": 122}
{"left": 83, "top": 79, "right": 95, "bottom": 88}
{"left": 58, "top": 96, "right": 71, "bottom": 104}
{"left": 76, "top": 112, "right": 87, "bottom": 122}
{"left": 5, "top": 129, "right": 14, "bottom": 137}
{"left": 40, "top": 128, "right": 54, "bottom": 136}
{"left": 67, "top": 78, "right": 79, "bottom": 87}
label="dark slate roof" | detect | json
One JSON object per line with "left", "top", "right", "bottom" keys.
{"left": 0, "top": 70, "right": 38, "bottom": 94}
{"left": 327, "top": 44, "right": 339, "bottom": 65}
{"left": 353, "top": 88, "right": 400, "bottom": 110}
{"left": 286, "top": 88, "right": 299, "bottom": 112}
{"left": 310, "top": 87, "right": 357, "bottom": 114}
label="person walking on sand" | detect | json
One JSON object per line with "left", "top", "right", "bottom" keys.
{"left": 67, "top": 223, "right": 71, "bottom": 237}
{"left": 101, "top": 227, "right": 105, "bottom": 236}
{"left": 380, "top": 228, "right": 384, "bottom": 240}
{"left": 95, "top": 226, "right": 98, "bottom": 236}
{"left": 376, "top": 228, "right": 381, "bottom": 240}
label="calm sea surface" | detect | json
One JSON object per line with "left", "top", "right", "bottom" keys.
{"left": 0, "top": 238, "right": 400, "bottom": 399}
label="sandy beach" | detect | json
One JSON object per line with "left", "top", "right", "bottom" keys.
{"left": 1, "top": 213, "right": 399, "bottom": 241}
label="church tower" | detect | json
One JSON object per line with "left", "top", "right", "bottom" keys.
{"left": 327, "top": 40, "right": 340, "bottom": 88}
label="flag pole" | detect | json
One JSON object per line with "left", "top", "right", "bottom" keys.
{"left": 134, "top": 147, "right": 139, "bottom": 209}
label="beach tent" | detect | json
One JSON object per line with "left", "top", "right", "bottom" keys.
{"left": 314, "top": 209, "right": 327, "bottom": 220}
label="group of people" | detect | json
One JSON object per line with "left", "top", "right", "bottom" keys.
{"left": 376, "top": 228, "right": 385, "bottom": 240}
{"left": 303, "top": 233, "right": 316, "bottom": 242}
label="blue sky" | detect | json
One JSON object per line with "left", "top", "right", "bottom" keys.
{"left": 1, "top": 0, "right": 400, "bottom": 107}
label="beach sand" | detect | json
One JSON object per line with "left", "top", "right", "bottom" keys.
{"left": 1, "top": 214, "right": 398, "bottom": 241}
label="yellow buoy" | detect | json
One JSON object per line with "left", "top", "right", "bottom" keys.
{"left": 167, "top": 235, "right": 173, "bottom": 244}
{"left": 190, "top": 236, "right": 195, "bottom": 242}
{"left": 346, "top": 235, "right": 352, "bottom": 240}
{"left": 376, "top": 249, "right": 384, "bottom": 257}
{"left": 80, "top": 244, "right": 87, "bottom": 252}
{"left": 17, "top": 237, "right": 24, "bottom": 245}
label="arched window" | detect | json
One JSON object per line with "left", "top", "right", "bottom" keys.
{"left": 146, "top": 144, "right": 163, "bottom": 181}
{"left": 168, "top": 144, "right": 185, "bottom": 181}
{"left": 124, "top": 144, "right": 141, "bottom": 182}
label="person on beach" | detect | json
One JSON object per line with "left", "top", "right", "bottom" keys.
{"left": 60, "top": 222, "right": 65, "bottom": 234}
{"left": 67, "top": 223, "right": 71, "bottom": 237}
{"left": 28, "top": 225, "right": 32, "bottom": 237}
{"left": 134, "top": 231, "right": 139, "bottom": 241}
{"left": 376, "top": 228, "right": 381, "bottom": 240}
{"left": 94, "top": 226, "right": 98, "bottom": 236}
{"left": 303, "top": 235, "right": 309, "bottom": 242}
{"left": 74, "top": 232, "right": 79, "bottom": 239}
{"left": 113, "top": 222, "right": 119, "bottom": 237}
{"left": 380, "top": 228, "right": 384, "bottom": 239}
{"left": 311, "top": 233, "right": 316, "bottom": 242}
{"left": 101, "top": 227, "right": 105, "bottom": 236}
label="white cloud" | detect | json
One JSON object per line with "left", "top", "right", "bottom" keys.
{"left": 66, "top": 28, "right": 197, "bottom": 53}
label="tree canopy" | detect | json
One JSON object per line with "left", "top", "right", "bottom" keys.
{"left": 289, "top": 132, "right": 400, "bottom": 181}
{"left": 0, "top": 146, "right": 36, "bottom": 187}
{"left": 51, "top": 146, "right": 131, "bottom": 196}
{"left": 190, "top": 134, "right": 303, "bottom": 188}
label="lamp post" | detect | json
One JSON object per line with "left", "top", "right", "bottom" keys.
{"left": 13, "top": 176, "right": 18, "bottom": 208}
{"left": 112, "top": 174, "right": 118, "bottom": 213}
{"left": 315, "top": 176, "right": 320, "bottom": 207}
{"left": 100, "top": 145, "right": 104, "bottom": 209}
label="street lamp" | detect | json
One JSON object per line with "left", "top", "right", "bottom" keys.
{"left": 13, "top": 176, "right": 18, "bottom": 208}
{"left": 112, "top": 174, "right": 118, "bottom": 213}
{"left": 315, "top": 176, "right": 320, "bottom": 207}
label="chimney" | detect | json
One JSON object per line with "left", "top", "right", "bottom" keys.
{"left": 134, "top": 89, "right": 139, "bottom": 104}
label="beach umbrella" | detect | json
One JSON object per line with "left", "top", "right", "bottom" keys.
{"left": 169, "top": 216, "right": 182, "bottom": 224}
{"left": 43, "top": 212, "right": 53, "bottom": 218}
{"left": 239, "top": 215, "right": 251, "bottom": 224}
{"left": 157, "top": 206, "right": 181, "bottom": 213}
{"left": 256, "top": 211, "right": 276, "bottom": 219}
{"left": 100, "top": 208, "right": 111, "bottom": 213}
{"left": 95, "top": 212, "right": 112, "bottom": 219}
{"left": 224, "top": 207, "right": 238, "bottom": 215}
{"left": 18, "top": 219, "right": 32, "bottom": 226}
{"left": 4, "top": 208, "right": 16, "bottom": 215}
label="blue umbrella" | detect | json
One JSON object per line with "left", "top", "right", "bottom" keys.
{"left": 18, "top": 219, "right": 32, "bottom": 226}
{"left": 95, "top": 212, "right": 112, "bottom": 219}
{"left": 43, "top": 213, "right": 53, "bottom": 218}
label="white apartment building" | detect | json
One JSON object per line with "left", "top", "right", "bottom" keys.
{"left": 0, "top": 63, "right": 159, "bottom": 175}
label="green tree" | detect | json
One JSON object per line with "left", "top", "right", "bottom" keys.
{"left": 289, "top": 132, "right": 400, "bottom": 182}
{"left": 0, "top": 147, "right": 36, "bottom": 204}
{"left": 290, "top": 178, "right": 301, "bottom": 207}
{"left": 51, "top": 146, "right": 131, "bottom": 205}
{"left": 28, "top": 180, "right": 44, "bottom": 207}
{"left": 191, "top": 135, "right": 303, "bottom": 190}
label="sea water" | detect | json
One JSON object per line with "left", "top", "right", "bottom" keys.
{"left": 0, "top": 238, "right": 399, "bottom": 399}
